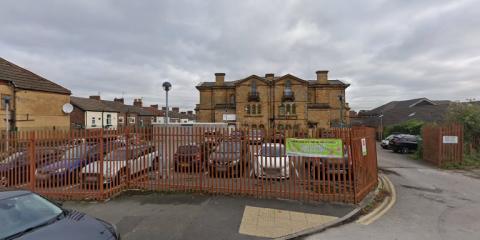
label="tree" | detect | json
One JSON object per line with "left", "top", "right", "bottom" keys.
{"left": 384, "top": 119, "right": 424, "bottom": 137}
{"left": 446, "top": 101, "right": 480, "bottom": 143}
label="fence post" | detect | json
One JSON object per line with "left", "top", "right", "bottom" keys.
{"left": 125, "top": 127, "right": 131, "bottom": 188}
{"left": 29, "top": 131, "right": 36, "bottom": 191}
{"left": 99, "top": 129, "right": 104, "bottom": 198}
{"left": 350, "top": 128, "right": 358, "bottom": 204}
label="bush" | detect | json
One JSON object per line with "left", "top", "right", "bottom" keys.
{"left": 446, "top": 101, "right": 480, "bottom": 143}
{"left": 384, "top": 119, "right": 424, "bottom": 137}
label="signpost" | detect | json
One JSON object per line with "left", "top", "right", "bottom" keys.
{"left": 286, "top": 138, "right": 343, "bottom": 158}
{"left": 361, "top": 138, "right": 368, "bottom": 156}
{"left": 442, "top": 136, "right": 459, "bottom": 144}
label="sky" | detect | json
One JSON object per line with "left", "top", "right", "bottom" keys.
{"left": 1, "top": 0, "right": 479, "bottom": 111}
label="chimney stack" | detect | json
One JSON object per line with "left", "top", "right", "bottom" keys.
{"left": 114, "top": 98, "right": 124, "bottom": 104}
{"left": 187, "top": 111, "right": 193, "bottom": 115}
{"left": 316, "top": 70, "right": 329, "bottom": 84}
{"left": 150, "top": 104, "right": 159, "bottom": 109}
{"left": 172, "top": 107, "right": 180, "bottom": 113}
{"left": 162, "top": 107, "right": 167, "bottom": 111}
{"left": 133, "top": 98, "right": 143, "bottom": 107}
{"left": 89, "top": 95, "right": 101, "bottom": 100}
{"left": 215, "top": 73, "right": 225, "bottom": 86}
{"left": 265, "top": 73, "right": 274, "bottom": 81}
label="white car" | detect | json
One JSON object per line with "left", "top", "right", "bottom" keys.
{"left": 253, "top": 143, "right": 295, "bottom": 179}
{"left": 80, "top": 145, "right": 160, "bottom": 186}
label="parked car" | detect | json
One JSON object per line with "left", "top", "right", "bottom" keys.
{"left": 389, "top": 134, "right": 419, "bottom": 154}
{"left": 0, "top": 148, "right": 61, "bottom": 188}
{"left": 204, "top": 130, "right": 222, "bottom": 145}
{"left": 253, "top": 143, "right": 294, "bottom": 179}
{"left": 0, "top": 190, "right": 120, "bottom": 239}
{"left": 174, "top": 144, "right": 211, "bottom": 172}
{"left": 80, "top": 144, "right": 160, "bottom": 187}
{"left": 306, "top": 145, "right": 352, "bottom": 181}
{"left": 381, "top": 135, "right": 396, "bottom": 149}
{"left": 207, "top": 140, "right": 249, "bottom": 176}
{"left": 35, "top": 141, "right": 124, "bottom": 184}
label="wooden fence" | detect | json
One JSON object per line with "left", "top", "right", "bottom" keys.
{"left": 0, "top": 126, "right": 378, "bottom": 204}
{"left": 422, "top": 124, "right": 464, "bottom": 166}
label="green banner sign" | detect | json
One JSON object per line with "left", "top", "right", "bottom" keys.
{"left": 286, "top": 138, "right": 343, "bottom": 158}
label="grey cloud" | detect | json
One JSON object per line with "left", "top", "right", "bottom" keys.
{"left": 0, "top": 0, "right": 479, "bottom": 111}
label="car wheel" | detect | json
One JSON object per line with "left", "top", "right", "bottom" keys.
{"left": 0, "top": 176, "right": 8, "bottom": 188}
{"left": 401, "top": 147, "right": 409, "bottom": 154}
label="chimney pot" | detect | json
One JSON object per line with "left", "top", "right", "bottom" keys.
{"left": 215, "top": 73, "right": 225, "bottom": 86}
{"left": 316, "top": 70, "right": 329, "bottom": 84}
{"left": 150, "top": 104, "right": 159, "bottom": 109}
{"left": 114, "top": 98, "right": 124, "bottom": 104}
{"left": 172, "top": 107, "right": 180, "bottom": 112}
{"left": 133, "top": 98, "right": 143, "bottom": 107}
{"left": 265, "top": 73, "right": 274, "bottom": 80}
{"left": 89, "top": 95, "right": 101, "bottom": 100}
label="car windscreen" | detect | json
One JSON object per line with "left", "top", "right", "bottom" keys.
{"left": 260, "top": 145, "right": 285, "bottom": 157}
{"left": 60, "top": 144, "right": 93, "bottom": 160}
{"left": 215, "top": 142, "right": 240, "bottom": 153}
{"left": 0, "top": 193, "right": 63, "bottom": 239}
{"left": 1, "top": 152, "right": 26, "bottom": 164}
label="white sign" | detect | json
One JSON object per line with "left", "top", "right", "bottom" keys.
{"left": 361, "top": 138, "right": 367, "bottom": 156}
{"left": 223, "top": 114, "right": 236, "bottom": 121}
{"left": 443, "top": 136, "right": 458, "bottom": 144}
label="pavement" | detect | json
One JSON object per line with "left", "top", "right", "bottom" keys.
{"left": 64, "top": 192, "right": 355, "bottom": 240}
{"left": 305, "top": 144, "right": 480, "bottom": 240}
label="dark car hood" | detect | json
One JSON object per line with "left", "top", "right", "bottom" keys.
{"left": 18, "top": 210, "right": 116, "bottom": 240}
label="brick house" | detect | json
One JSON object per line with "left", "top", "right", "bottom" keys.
{"left": 195, "top": 71, "right": 350, "bottom": 130}
{"left": 70, "top": 96, "right": 119, "bottom": 129}
{"left": 0, "top": 57, "right": 71, "bottom": 131}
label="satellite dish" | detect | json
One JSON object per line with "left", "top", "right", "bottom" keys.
{"left": 62, "top": 103, "right": 73, "bottom": 114}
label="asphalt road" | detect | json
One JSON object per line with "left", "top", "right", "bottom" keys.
{"left": 64, "top": 192, "right": 354, "bottom": 240}
{"left": 305, "top": 144, "right": 480, "bottom": 240}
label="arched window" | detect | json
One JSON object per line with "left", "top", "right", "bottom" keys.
{"left": 285, "top": 80, "right": 292, "bottom": 93}
{"left": 230, "top": 94, "right": 235, "bottom": 104}
{"left": 286, "top": 104, "right": 291, "bottom": 114}
{"left": 245, "top": 104, "right": 250, "bottom": 114}
{"left": 278, "top": 124, "right": 284, "bottom": 130}
{"left": 257, "top": 104, "right": 261, "bottom": 114}
{"left": 252, "top": 104, "right": 256, "bottom": 115}
{"left": 252, "top": 124, "right": 257, "bottom": 129}
{"left": 279, "top": 103, "right": 285, "bottom": 115}
{"left": 251, "top": 80, "right": 257, "bottom": 92}
{"left": 259, "top": 124, "right": 265, "bottom": 129}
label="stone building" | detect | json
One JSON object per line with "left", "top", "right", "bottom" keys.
{"left": 195, "top": 71, "right": 350, "bottom": 130}
{"left": 0, "top": 57, "right": 71, "bottom": 131}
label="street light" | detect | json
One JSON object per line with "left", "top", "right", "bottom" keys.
{"left": 162, "top": 82, "right": 172, "bottom": 125}
{"left": 379, "top": 113, "right": 384, "bottom": 140}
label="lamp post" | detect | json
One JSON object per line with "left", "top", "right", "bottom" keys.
{"left": 162, "top": 82, "right": 172, "bottom": 125}
{"left": 379, "top": 113, "right": 384, "bottom": 140}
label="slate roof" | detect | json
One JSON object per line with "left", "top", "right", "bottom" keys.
{"left": 101, "top": 100, "right": 154, "bottom": 116}
{"left": 0, "top": 57, "right": 71, "bottom": 95}
{"left": 71, "top": 97, "right": 118, "bottom": 112}
{"left": 354, "top": 98, "right": 452, "bottom": 127}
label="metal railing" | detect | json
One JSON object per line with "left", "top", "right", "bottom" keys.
{"left": 1, "top": 126, "right": 378, "bottom": 204}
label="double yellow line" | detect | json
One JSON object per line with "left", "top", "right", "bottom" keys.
{"left": 356, "top": 174, "right": 397, "bottom": 225}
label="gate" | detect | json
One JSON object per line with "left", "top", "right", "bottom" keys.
{"left": 422, "top": 124, "right": 464, "bottom": 166}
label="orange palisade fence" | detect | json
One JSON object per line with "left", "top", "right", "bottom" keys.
{"left": 1, "top": 126, "right": 378, "bottom": 204}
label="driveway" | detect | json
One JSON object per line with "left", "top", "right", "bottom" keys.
{"left": 306, "top": 144, "right": 480, "bottom": 240}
